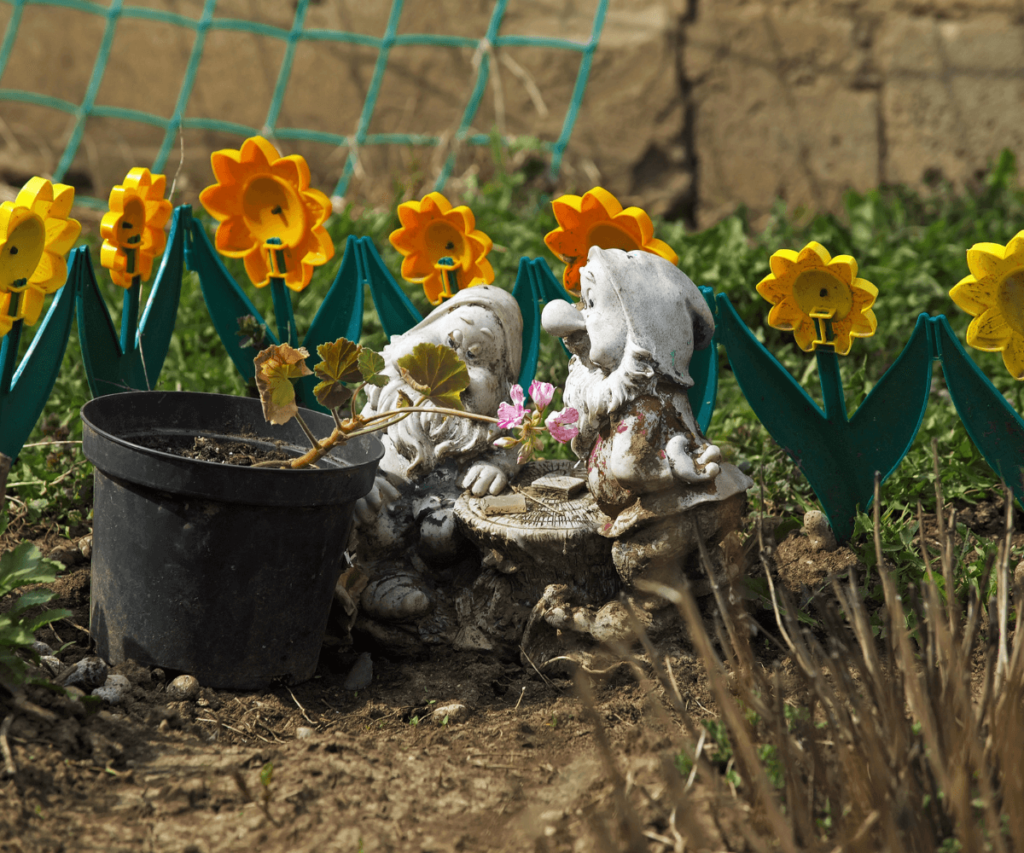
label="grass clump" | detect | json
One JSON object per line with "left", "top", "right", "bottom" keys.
{"left": 583, "top": 471, "right": 1022, "bottom": 852}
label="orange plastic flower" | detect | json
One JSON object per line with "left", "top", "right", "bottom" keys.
{"left": 756, "top": 241, "right": 878, "bottom": 356}
{"left": 100, "top": 167, "right": 172, "bottom": 289}
{"left": 950, "top": 231, "right": 1024, "bottom": 380}
{"left": 0, "top": 177, "right": 81, "bottom": 337}
{"left": 199, "top": 136, "right": 333, "bottom": 291}
{"left": 389, "top": 192, "right": 494, "bottom": 305}
{"left": 544, "top": 187, "right": 678, "bottom": 295}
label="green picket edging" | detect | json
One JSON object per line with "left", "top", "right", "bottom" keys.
{"left": 0, "top": 267, "right": 79, "bottom": 460}
{"left": 0, "top": 0, "right": 610, "bottom": 207}
{"left": 931, "top": 315, "right": 1024, "bottom": 504}
{"left": 76, "top": 204, "right": 187, "bottom": 397}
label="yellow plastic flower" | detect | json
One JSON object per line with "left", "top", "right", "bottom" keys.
{"left": 950, "top": 231, "right": 1024, "bottom": 380}
{"left": 543, "top": 187, "right": 678, "bottom": 295}
{"left": 388, "top": 192, "right": 494, "bottom": 305}
{"left": 0, "top": 177, "right": 81, "bottom": 337}
{"left": 100, "top": 167, "right": 172, "bottom": 289}
{"left": 756, "top": 241, "right": 878, "bottom": 355}
{"left": 199, "top": 136, "right": 333, "bottom": 291}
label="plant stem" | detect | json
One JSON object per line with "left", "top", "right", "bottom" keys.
{"left": 359, "top": 405, "right": 499, "bottom": 427}
{"left": 292, "top": 410, "right": 322, "bottom": 452}
{"left": 251, "top": 405, "right": 501, "bottom": 470}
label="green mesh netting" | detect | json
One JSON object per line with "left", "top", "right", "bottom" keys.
{"left": 0, "top": 0, "right": 608, "bottom": 208}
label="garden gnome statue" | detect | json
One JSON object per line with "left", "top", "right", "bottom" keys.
{"left": 349, "top": 285, "right": 523, "bottom": 647}
{"left": 537, "top": 247, "right": 752, "bottom": 631}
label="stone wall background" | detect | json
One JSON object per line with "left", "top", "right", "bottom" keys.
{"left": 0, "top": 0, "right": 1021, "bottom": 227}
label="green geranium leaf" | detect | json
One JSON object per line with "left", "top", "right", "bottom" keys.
{"left": 358, "top": 349, "right": 388, "bottom": 388}
{"left": 315, "top": 338, "right": 364, "bottom": 385}
{"left": 254, "top": 344, "right": 312, "bottom": 425}
{"left": 396, "top": 342, "right": 469, "bottom": 411}
{"left": 314, "top": 379, "right": 354, "bottom": 410}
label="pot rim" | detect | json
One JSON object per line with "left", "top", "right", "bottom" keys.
{"left": 82, "top": 390, "right": 384, "bottom": 506}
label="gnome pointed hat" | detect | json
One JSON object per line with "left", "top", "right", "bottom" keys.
{"left": 385, "top": 284, "right": 523, "bottom": 387}
{"left": 593, "top": 247, "right": 714, "bottom": 389}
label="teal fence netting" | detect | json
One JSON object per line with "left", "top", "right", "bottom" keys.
{"left": 0, "top": 0, "right": 608, "bottom": 207}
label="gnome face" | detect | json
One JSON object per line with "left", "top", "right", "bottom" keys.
{"left": 577, "top": 249, "right": 629, "bottom": 371}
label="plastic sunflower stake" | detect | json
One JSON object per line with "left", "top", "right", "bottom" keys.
{"left": 388, "top": 191, "right": 495, "bottom": 306}
{"left": 931, "top": 316, "right": 1024, "bottom": 501}
{"left": 544, "top": 187, "right": 678, "bottom": 296}
{"left": 196, "top": 135, "right": 361, "bottom": 410}
{"left": 720, "top": 241, "right": 932, "bottom": 541}
{"left": 78, "top": 171, "right": 182, "bottom": 396}
{"left": 0, "top": 178, "right": 81, "bottom": 460}
{"left": 938, "top": 232, "right": 1024, "bottom": 501}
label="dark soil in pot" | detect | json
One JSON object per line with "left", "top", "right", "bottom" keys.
{"left": 130, "top": 432, "right": 294, "bottom": 466}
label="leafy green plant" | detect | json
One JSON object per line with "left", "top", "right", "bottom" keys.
{"left": 0, "top": 538, "right": 71, "bottom": 686}
{"left": 252, "top": 340, "right": 578, "bottom": 469}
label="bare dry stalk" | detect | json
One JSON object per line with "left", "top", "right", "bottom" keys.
{"left": 602, "top": 457, "right": 1022, "bottom": 852}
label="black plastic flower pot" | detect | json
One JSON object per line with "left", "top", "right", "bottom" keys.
{"left": 81, "top": 391, "right": 383, "bottom": 690}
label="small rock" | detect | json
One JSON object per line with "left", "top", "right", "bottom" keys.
{"left": 431, "top": 702, "right": 469, "bottom": 725}
{"left": 57, "top": 656, "right": 108, "bottom": 691}
{"left": 40, "top": 656, "right": 65, "bottom": 678}
{"left": 295, "top": 726, "right": 314, "bottom": 739}
{"left": 166, "top": 674, "right": 200, "bottom": 701}
{"left": 801, "top": 510, "right": 837, "bottom": 552}
{"left": 92, "top": 674, "right": 131, "bottom": 705}
{"left": 1015, "top": 561, "right": 1024, "bottom": 588}
{"left": 31, "top": 641, "right": 55, "bottom": 657}
{"left": 64, "top": 685, "right": 85, "bottom": 699}
{"left": 48, "top": 544, "right": 81, "bottom": 567}
{"left": 343, "top": 652, "right": 373, "bottom": 691}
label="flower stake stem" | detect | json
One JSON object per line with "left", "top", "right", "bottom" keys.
{"left": 119, "top": 274, "right": 141, "bottom": 354}
{"left": 0, "top": 293, "right": 22, "bottom": 399}
{"left": 815, "top": 344, "right": 847, "bottom": 424}
{"left": 437, "top": 256, "right": 459, "bottom": 301}
{"left": 266, "top": 238, "right": 298, "bottom": 348}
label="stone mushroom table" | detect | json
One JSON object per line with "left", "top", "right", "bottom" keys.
{"left": 451, "top": 460, "right": 620, "bottom": 653}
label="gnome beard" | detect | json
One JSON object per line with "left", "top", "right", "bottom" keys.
{"left": 373, "top": 377, "right": 500, "bottom": 480}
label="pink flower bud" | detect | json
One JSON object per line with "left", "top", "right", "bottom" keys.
{"left": 528, "top": 380, "right": 555, "bottom": 410}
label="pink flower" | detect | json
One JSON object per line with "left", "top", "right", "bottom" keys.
{"left": 497, "top": 384, "right": 526, "bottom": 429}
{"left": 528, "top": 380, "right": 555, "bottom": 410}
{"left": 545, "top": 407, "right": 579, "bottom": 443}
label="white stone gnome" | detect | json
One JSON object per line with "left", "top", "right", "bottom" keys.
{"left": 349, "top": 285, "right": 523, "bottom": 645}
{"left": 540, "top": 247, "right": 752, "bottom": 615}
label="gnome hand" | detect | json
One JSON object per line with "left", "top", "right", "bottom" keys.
{"left": 355, "top": 475, "right": 403, "bottom": 525}
{"left": 461, "top": 462, "right": 509, "bottom": 497}
{"left": 666, "top": 435, "right": 720, "bottom": 484}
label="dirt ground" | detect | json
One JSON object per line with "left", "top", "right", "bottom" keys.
{"left": 0, "top": 498, "right": 1019, "bottom": 853}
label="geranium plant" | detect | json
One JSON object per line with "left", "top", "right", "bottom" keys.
{"left": 252, "top": 340, "right": 577, "bottom": 469}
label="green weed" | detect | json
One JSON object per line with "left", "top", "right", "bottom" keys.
{"left": 0, "top": 524, "right": 72, "bottom": 686}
